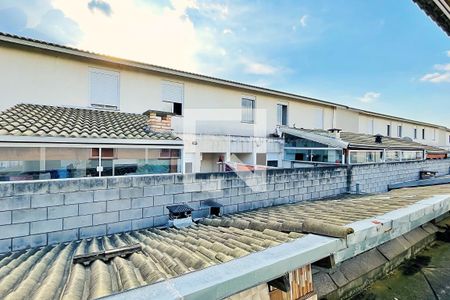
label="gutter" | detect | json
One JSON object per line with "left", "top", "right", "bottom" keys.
{"left": 0, "top": 135, "right": 184, "bottom": 147}
{"left": 102, "top": 234, "right": 346, "bottom": 300}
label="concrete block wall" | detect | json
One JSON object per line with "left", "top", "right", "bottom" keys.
{"left": 0, "top": 167, "right": 348, "bottom": 253}
{"left": 349, "top": 159, "right": 450, "bottom": 193}
{"left": 0, "top": 158, "right": 449, "bottom": 253}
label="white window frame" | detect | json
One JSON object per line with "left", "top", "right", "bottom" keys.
{"left": 161, "top": 80, "right": 184, "bottom": 116}
{"left": 277, "top": 103, "right": 288, "bottom": 126}
{"left": 89, "top": 67, "right": 120, "bottom": 109}
{"left": 241, "top": 96, "right": 256, "bottom": 124}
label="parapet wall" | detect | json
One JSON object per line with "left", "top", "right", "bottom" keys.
{"left": 0, "top": 159, "right": 449, "bottom": 253}
{"left": 350, "top": 159, "right": 450, "bottom": 193}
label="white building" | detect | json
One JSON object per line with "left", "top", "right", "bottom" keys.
{"left": 0, "top": 32, "right": 449, "bottom": 175}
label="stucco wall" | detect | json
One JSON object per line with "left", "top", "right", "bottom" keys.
{"left": 1, "top": 45, "right": 448, "bottom": 148}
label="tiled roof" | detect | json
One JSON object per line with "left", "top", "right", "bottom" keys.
{"left": 0, "top": 104, "right": 180, "bottom": 141}
{"left": 284, "top": 128, "right": 447, "bottom": 153}
{"left": 0, "top": 184, "right": 449, "bottom": 299}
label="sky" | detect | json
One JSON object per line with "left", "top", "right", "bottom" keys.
{"left": 0, "top": 0, "right": 449, "bottom": 127}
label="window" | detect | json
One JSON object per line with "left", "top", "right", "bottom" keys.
{"left": 313, "top": 108, "right": 324, "bottom": 129}
{"left": 173, "top": 102, "right": 182, "bottom": 116}
{"left": 366, "top": 119, "right": 374, "bottom": 134}
{"left": 162, "top": 81, "right": 184, "bottom": 116}
{"left": 267, "top": 160, "right": 278, "bottom": 167}
{"left": 397, "top": 125, "right": 402, "bottom": 138}
{"left": 0, "top": 147, "right": 181, "bottom": 181}
{"left": 414, "top": 128, "right": 417, "bottom": 139}
{"left": 90, "top": 68, "right": 120, "bottom": 109}
{"left": 241, "top": 98, "right": 255, "bottom": 123}
{"left": 277, "top": 104, "right": 288, "bottom": 125}
{"left": 387, "top": 125, "right": 391, "bottom": 137}
{"left": 422, "top": 128, "right": 426, "bottom": 140}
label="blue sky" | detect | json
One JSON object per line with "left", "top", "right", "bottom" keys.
{"left": 0, "top": 0, "right": 449, "bottom": 127}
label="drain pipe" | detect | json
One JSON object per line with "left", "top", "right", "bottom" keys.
{"left": 346, "top": 165, "right": 367, "bottom": 195}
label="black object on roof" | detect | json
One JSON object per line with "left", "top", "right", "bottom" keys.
{"left": 166, "top": 204, "right": 194, "bottom": 214}
{"left": 202, "top": 200, "right": 223, "bottom": 208}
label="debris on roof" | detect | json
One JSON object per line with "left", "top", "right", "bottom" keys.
{"left": 72, "top": 244, "right": 142, "bottom": 265}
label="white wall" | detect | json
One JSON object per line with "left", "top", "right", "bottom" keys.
{"left": 0, "top": 45, "right": 448, "bottom": 149}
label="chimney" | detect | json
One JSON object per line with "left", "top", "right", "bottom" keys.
{"left": 327, "top": 128, "right": 342, "bottom": 139}
{"left": 144, "top": 110, "right": 173, "bottom": 132}
{"left": 374, "top": 134, "right": 383, "bottom": 143}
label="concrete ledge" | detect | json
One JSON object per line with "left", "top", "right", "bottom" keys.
{"left": 102, "top": 235, "right": 346, "bottom": 300}
{"left": 314, "top": 221, "right": 442, "bottom": 300}
{"left": 388, "top": 176, "right": 450, "bottom": 190}
{"left": 336, "top": 194, "right": 450, "bottom": 263}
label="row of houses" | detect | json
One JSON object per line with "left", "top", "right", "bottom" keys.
{"left": 0, "top": 32, "right": 448, "bottom": 181}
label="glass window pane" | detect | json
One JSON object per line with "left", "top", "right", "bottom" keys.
{"left": 0, "top": 147, "right": 42, "bottom": 181}
{"left": 242, "top": 99, "right": 254, "bottom": 123}
{"left": 102, "top": 148, "right": 181, "bottom": 176}
{"left": 45, "top": 148, "right": 99, "bottom": 179}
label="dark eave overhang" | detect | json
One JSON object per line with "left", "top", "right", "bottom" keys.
{"left": 348, "top": 143, "right": 425, "bottom": 151}
{"left": 413, "top": 0, "right": 450, "bottom": 36}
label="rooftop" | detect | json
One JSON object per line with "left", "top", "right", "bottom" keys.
{"left": 0, "top": 104, "right": 180, "bottom": 142}
{"left": 282, "top": 127, "right": 447, "bottom": 153}
{"left": 0, "top": 184, "right": 449, "bottom": 299}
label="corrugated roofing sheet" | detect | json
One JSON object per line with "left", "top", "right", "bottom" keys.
{"left": 0, "top": 184, "right": 449, "bottom": 299}
{"left": 0, "top": 104, "right": 180, "bottom": 141}
{"left": 283, "top": 127, "right": 447, "bottom": 153}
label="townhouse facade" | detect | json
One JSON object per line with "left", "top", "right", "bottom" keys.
{"left": 0, "top": 32, "right": 449, "bottom": 175}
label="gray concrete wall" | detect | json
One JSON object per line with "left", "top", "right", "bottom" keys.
{"left": 0, "top": 159, "right": 449, "bottom": 253}
{"left": 349, "top": 159, "right": 450, "bottom": 193}
{"left": 0, "top": 167, "right": 347, "bottom": 253}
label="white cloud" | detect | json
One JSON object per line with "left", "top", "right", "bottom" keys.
{"left": 50, "top": 0, "right": 209, "bottom": 72}
{"left": 223, "top": 28, "right": 233, "bottom": 35}
{"left": 421, "top": 72, "right": 450, "bottom": 83}
{"left": 358, "top": 92, "right": 380, "bottom": 103}
{"left": 242, "top": 59, "right": 278, "bottom": 75}
{"left": 421, "top": 63, "right": 450, "bottom": 83}
{"left": 434, "top": 63, "right": 450, "bottom": 71}
{"left": 446, "top": 50, "right": 450, "bottom": 57}
{"left": 300, "top": 15, "right": 308, "bottom": 27}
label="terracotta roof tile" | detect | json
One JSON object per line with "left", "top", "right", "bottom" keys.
{"left": 0, "top": 104, "right": 180, "bottom": 141}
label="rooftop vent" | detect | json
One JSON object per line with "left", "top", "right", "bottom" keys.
{"left": 374, "top": 134, "right": 383, "bottom": 144}
{"left": 167, "top": 204, "right": 193, "bottom": 228}
{"left": 202, "top": 199, "right": 223, "bottom": 217}
{"left": 327, "top": 128, "right": 342, "bottom": 139}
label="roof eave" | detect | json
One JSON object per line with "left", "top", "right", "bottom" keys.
{"left": 348, "top": 143, "right": 426, "bottom": 151}
{"left": 102, "top": 234, "right": 346, "bottom": 300}
{"left": 0, "top": 135, "right": 184, "bottom": 146}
